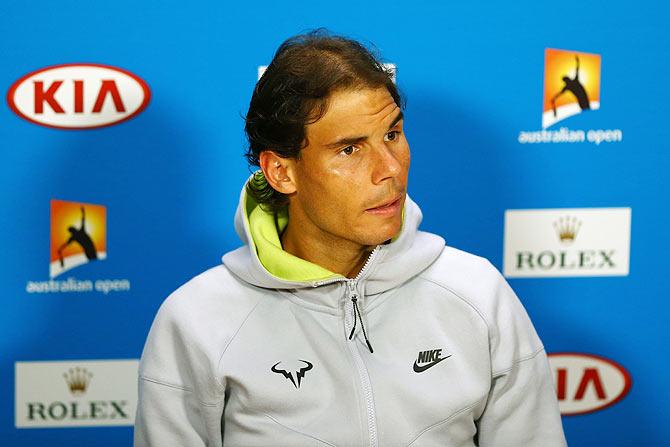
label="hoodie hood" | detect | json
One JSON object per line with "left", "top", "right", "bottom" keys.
{"left": 222, "top": 176, "right": 445, "bottom": 295}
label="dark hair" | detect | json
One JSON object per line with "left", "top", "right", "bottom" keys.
{"left": 244, "top": 28, "right": 404, "bottom": 211}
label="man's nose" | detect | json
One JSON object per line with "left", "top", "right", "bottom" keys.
{"left": 371, "top": 143, "right": 402, "bottom": 184}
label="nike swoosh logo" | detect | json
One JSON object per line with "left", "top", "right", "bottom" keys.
{"left": 413, "top": 355, "right": 451, "bottom": 373}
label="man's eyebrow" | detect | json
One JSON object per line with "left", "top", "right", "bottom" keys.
{"left": 324, "top": 110, "right": 404, "bottom": 149}
{"left": 388, "top": 110, "right": 404, "bottom": 129}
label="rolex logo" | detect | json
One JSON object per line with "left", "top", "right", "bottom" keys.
{"left": 63, "top": 367, "right": 92, "bottom": 396}
{"left": 505, "top": 208, "right": 630, "bottom": 278}
{"left": 553, "top": 216, "right": 581, "bottom": 245}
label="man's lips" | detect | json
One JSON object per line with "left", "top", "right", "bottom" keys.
{"left": 365, "top": 195, "right": 403, "bottom": 215}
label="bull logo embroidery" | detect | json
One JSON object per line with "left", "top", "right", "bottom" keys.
{"left": 271, "top": 360, "right": 313, "bottom": 389}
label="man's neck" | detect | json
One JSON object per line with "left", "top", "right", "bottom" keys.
{"left": 280, "top": 218, "right": 373, "bottom": 279}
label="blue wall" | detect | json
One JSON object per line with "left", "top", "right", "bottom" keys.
{"left": 2, "top": 1, "right": 668, "bottom": 445}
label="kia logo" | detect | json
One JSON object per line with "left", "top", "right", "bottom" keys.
{"left": 7, "top": 63, "right": 150, "bottom": 129}
{"left": 548, "top": 352, "right": 632, "bottom": 415}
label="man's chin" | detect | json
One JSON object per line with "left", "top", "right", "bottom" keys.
{"left": 359, "top": 220, "right": 403, "bottom": 246}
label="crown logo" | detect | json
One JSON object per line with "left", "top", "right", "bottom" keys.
{"left": 553, "top": 216, "right": 581, "bottom": 244}
{"left": 63, "top": 367, "right": 92, "bottom": 396}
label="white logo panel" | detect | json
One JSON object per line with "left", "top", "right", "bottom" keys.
{"left": 504, "top": 208, "right": 631, "bottom": 278}
{"left": 15, "top": 359, "right": 138, "bottom": 428}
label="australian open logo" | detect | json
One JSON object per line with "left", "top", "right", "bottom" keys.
{"left": 543, "top": 49, "right": 600, "bottom": 128}
{"left": 50, "top": 199, "right": 106, "bottom": 278}
{"left": 518, "top": 48, "right": 622, "bottom": 145}
{"left": 25, "top": 199, "right": 130, "bottom": 294}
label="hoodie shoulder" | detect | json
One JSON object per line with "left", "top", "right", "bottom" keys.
{"left": 419, "top": 246, "right": 503, "bottom": 320}
{"left": 419, "top": 246, "right": 544, "bottom": 373}
{"left": 164, "top": 264, "right": 261, "bottom": 320}
{"left": 139, "top": 265, "right": 262, "bottom": 394}
{"left": 420, "top": 245, "right": 499, "bottom": 295}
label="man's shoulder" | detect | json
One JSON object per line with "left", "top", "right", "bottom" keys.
{"left": 423, "top": 245, "right": 500, "bottom": 283}
{"left": 140, "top": 264, "right": 261, "bottom": 389}
{"left": 155, "top": 263, "right": 261, "bottom": 330}
{"left": 173, "top": 263, "right": 243, "bottom": 295}
{"left": 419, "top": 245, "right": 509, "bottom": 312}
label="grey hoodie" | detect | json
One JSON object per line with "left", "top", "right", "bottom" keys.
{"left": 134, "top": 186, "right": 567, "bottom": 447}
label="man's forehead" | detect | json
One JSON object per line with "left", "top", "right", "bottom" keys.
{"left": 306, "top": 88, "right": 400, "bottom": 140}
{"left": 325, "top": 88, "right": 396, "bottom": 120}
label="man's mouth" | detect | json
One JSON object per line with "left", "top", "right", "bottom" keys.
{"left": 365, "top": 195, "right": 403, "bottom": 215}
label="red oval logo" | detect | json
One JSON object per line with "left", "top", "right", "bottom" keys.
{"left": 548, "top": 352, "right": 632, "bottom": 416}
{"left": 7, "top": 63, "right": 150, "bottom": 129}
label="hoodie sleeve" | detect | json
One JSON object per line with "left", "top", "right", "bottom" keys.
{"left": 134, "top": 291, "right": 226, "bottom": 447}
{"left": 475, "top": 266, "right": 567, "bottom": 447}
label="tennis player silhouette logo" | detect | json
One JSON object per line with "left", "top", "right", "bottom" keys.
{"left": 50, "top": 200, "right": 107, "bottom": 278}
{"left": 58, "top": 207, "right": 98, "bottom": 267}
{"left": 551, "top": 55, "right": 590, "bottom": 116}
{"left": 542, "top": 48, "right": 601, "bottom": 129}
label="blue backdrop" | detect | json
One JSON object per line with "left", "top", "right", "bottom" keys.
{"left": 2, "top": 1, "right": 668, "bottom": 445}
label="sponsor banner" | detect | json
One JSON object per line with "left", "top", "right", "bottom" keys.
{"left": 503, "top": 208, "right": 631, "bottom": 278}
{"left": 15, "top": 359, "right": 139, "bottom": 428}
{"left": 542, "top": 48, "right": 601, "bottom": 129}
{"left": 25, "top": 199, "right": 131, "bottom": 294}
{"left": 7, "top": 63, "right": 150, "bottom": 129}
{"left": 517, "top": 48, "right": 622, "bottom": 144}
{"left": 50, "top": 199, "right": 106, "bottom": 279}
{"left": 548, "top": 353, "right": 632, "bottom": 416}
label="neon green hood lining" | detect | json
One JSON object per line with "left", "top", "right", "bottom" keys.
{"left": 244, "top": 192, "right": 342, "bottom": 282}
{"left": 243, "top": 189, "right": 404, "bottom": 283}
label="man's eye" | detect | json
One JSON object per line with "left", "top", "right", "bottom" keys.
{"left": 385, "top": 130, "right": 400, "bottom": 142}
{"left": 341, "top": 146, "right": 357, "bottom": 155}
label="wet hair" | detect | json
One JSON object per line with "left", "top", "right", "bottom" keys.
{"left": 243, "top": 28, "right": 404, "bottom": 211}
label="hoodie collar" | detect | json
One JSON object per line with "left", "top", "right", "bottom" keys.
{"left": 222, "top": 175, "right": 445, "bottom": 295}
{"left": 244, "top": 191, "right": 341, "bottom": 282}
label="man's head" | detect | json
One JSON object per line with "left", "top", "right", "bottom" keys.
{"left": 244, "top": 29, "right": 409, "bottom": 247}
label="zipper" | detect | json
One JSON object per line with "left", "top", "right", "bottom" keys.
{"left": 344, "top": 279, "right": 378, "bottom": 447}
{"left": 352, "top": 248, "right": 381, "bottom": 446}
{"left": 352, "top": 245, "right": 381, "bottom": 282}
{"left": 311, "top": 245, "right": 382, "bottom": 287}
{"left": 347, "top": 246, "right": 380, "bottom": 354}
{"left": 348, "top": 283, "right": 373, "bottom": 353}
{"left": 312, "top": 246, "right": 382, "bottom": 447}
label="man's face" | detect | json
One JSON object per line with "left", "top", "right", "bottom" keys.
{"left": 288, "top": 86, "right": 410, "bottom": 247}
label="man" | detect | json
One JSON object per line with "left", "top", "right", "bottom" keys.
{"left": 135, "top": 30, "right": 567, "bottom": 446}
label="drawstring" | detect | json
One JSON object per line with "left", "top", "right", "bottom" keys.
{"left": 348, "top": 296, "right": 374, "bottom": 353}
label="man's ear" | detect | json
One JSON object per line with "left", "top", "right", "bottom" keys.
{"left": 259, "top": 151, "right": 298, "bottom": 195}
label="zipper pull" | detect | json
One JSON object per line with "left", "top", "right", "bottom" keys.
{"left": 348, "top": 295, "right": 358, "bottom": 340}
{"left": 349, "top": 295, "right": 374, "bottom": 354}
{"left": 346, "top": 281, "right": 374, "bottom": 353}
